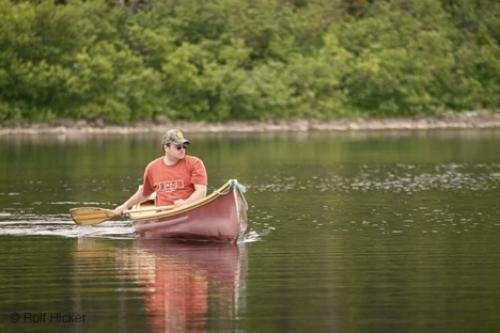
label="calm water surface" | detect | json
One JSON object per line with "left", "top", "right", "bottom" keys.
{"left": 0, "top": 130, "right": 499, "bottom": 333}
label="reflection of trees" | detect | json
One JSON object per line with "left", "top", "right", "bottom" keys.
{"left": 73, "top": 238, "right": 247, "bottom": 333}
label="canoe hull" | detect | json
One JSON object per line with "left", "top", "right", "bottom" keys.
{"left": 133, "top": 183, "right": 247, "bottom": 242}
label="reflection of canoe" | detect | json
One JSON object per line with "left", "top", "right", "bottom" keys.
{"left": 131, "top": 179, "right": 248, "bottom": 242}
{"left": 72, "top": 238, "right": 247, "bottom": 333}
{"left": 137, "top": 239, "right": 245, "bottom": 282}
{"left": 136, "top": 239, "right": 247, "bottom": 333}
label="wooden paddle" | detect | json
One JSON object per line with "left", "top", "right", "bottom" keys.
{"left": 70, "top": 205, "right": 175, "bottom": 225}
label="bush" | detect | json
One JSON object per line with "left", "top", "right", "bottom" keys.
{"left": 0, "top": 0, "right": 498, "bottom": 123}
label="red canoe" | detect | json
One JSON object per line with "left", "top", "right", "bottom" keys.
{"left": 129, "top": 179, "right": 248, "bottom": 242}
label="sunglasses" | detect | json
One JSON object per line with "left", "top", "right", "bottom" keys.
{"left": 172, "top": 143, "right": 188, "bottom": 150}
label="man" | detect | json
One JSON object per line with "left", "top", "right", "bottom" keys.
{"left": 114, "top": 128, "right": 207, "bottom": 216}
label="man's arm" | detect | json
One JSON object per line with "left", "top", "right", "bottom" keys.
{"left": 174, "top": 184, "right": 207, "bottom": 206}
{"left": 114, "top": 186, "right": 149, "bottom": 216}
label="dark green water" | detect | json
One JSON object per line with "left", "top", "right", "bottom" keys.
{"left": 1, "top": 129, "right": 499, "bottom": 333}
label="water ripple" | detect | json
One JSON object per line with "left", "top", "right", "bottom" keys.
{"left": 251, "top": 163, "right": 500, "bottom": 194}
{"left": 0, "top": 216, "right": 135, "bottom": 239}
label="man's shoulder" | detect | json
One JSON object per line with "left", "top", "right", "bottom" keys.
{"left": 184, "top": 155, "right": 205, "bottom": 172}
{"left": 145, "top": 157, "right": 164, "bottom": 169}
{"left": 185, "top": 155, "right": 203, "bottom": 164}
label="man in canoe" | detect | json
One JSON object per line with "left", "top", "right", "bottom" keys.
{"left": 114, "top": 128, "right": 207, "bottom": 216}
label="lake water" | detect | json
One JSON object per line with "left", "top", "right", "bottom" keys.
{"left": 0, "top": 129, "right": 499, "bottom": 333}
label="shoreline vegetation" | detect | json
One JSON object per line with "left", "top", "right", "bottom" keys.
{"left": 1, "top": 110, "right": 498, "bottom": 137}
{"left": 1, "top": 1, "right": 498, "bottom": 125}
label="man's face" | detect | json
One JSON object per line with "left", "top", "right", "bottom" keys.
{"left": 165, "top": 143, "right": 187, "bottom": 159}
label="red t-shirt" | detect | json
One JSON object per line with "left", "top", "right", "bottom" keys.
{"left": 142, "top": 155, "right": 207, "bottom": 206}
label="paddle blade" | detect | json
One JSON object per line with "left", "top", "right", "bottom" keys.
{"left": 70, "top": 207, "right": 116, "bottom": 225}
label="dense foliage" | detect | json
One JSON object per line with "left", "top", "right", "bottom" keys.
{"left": 0, "top": 0, "right": 498, "bottom": 123}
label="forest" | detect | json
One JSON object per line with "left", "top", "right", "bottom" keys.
{"left": 0, "top": 0, "right": 498, "bottom": 123}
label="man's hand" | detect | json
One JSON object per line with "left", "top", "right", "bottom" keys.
{"left": 173, "top": 199, "right": 186, "bottom": 206}
{"left": 113, "top": 205, "right": 128, "bottom": 216}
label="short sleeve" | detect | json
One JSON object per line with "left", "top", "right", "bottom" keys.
{"left": 190, "top": 157, "right": 208, "bottom": 186}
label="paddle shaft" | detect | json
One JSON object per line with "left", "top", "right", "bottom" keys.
{"left": 123, "top": 204, "right": 175, "bottom": 215}
{"left": 70, "top": 204, "right": 175, "bottom": 225}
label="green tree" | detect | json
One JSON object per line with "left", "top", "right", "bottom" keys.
{"left": 0, "top": 0, "right": 498, "bottom": 123}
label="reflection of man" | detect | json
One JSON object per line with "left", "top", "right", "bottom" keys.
{"left": 145, "top": 259, "right": 208, "bottom": 333}
{"left": 73, "top": 239, "right": 244, "bottom": 333}
{"left": 137, "top": 242, "right": 242, "bottom": 333}
{"left": 114, "top": 128, "right": 207, "bottom": 216}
